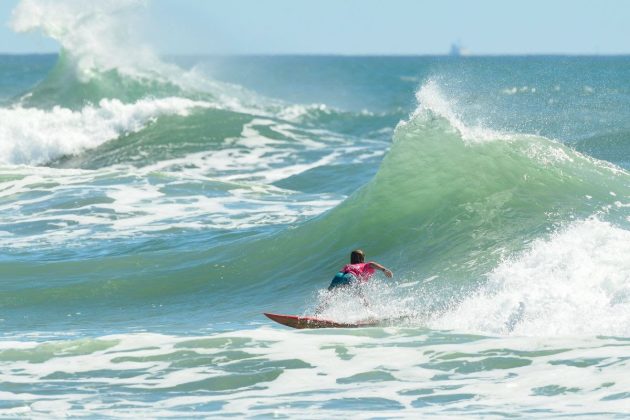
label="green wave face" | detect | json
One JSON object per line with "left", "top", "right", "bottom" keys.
{"left": 352, "top": 112, "right": 627, "bottom": 274}
{"left": 278, "top": 114, "right": 623, "bottom": 264}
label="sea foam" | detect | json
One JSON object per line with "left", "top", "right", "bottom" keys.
{"left": 432, "top": 218, "right": 630, "bottom": 336}
{"left": 0, "top": 97, "right": 214, "bottom": 165}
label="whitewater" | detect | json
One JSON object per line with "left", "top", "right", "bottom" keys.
{"left": 1, "top": 0, "right": 629, "bottom": 417}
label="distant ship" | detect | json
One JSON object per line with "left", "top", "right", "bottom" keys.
{"left": 449, "top": 42, "right": 470, "bottom": 56}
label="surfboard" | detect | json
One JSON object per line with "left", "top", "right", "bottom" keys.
{"left": 263, "top": 312, "right": 380, "bottom": 329}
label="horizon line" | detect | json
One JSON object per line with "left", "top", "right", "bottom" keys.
{"left": 1, "top": 51, "right": 630, "bottom": 58}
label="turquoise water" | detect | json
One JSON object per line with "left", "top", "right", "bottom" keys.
{"left": 1, "top": 2, "right": 630, "bottom": 417}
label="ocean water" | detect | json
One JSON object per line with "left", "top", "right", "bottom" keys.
{"left": 1, "top": 1, "right": 630, "bottom": 418}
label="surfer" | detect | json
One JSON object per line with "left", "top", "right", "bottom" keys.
{"left": 313, "top": 249, "right": 393, "bottom": 315}
{"left": 328, "top": 249, "right": 393, "bottom": 291}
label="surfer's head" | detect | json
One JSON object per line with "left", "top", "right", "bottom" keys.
{"left": 350, "top": 249, "right": 365, "bottom": 264}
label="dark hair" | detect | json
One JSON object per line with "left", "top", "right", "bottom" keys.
{"left": 350, "top": 249, "right": 365, "bottom": 264}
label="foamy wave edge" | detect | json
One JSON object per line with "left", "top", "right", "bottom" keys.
{"left": 0, "top": 97, "right": 215, "bottom": 166}
{"left": 432, "top": 218, "right": 630, "bottom": 336}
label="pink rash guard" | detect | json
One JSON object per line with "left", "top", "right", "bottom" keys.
{"left": 342, "top": 262, "right": 376, "bottom": 282}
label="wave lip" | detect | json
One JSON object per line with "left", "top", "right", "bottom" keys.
{"left": 409, "top": 79, "right": 513, "bottom": 143}
{"left": 11, "top": 0, "right": 163, "bottom": 83}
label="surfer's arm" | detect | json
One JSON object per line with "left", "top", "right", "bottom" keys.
{"left": 368, "top": 262, "right": 393, "bottom": 278}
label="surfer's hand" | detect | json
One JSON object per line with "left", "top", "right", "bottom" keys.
{"left": 384, "top": 269, "right": 393, "bottom": 278}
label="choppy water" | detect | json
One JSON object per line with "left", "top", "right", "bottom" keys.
{"left": 1, "top": 1, "right": 629, "bottom": 417}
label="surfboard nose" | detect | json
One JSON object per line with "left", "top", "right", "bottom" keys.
{"left": 263, "top": 312, "right": 283, "bottom": 323}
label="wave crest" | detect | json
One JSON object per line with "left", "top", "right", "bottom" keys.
{"left": 11, "top": 0, "right": 167, "bottom": 83}
{"left": 0, "top": 97, "right": 214, "bottom": 165}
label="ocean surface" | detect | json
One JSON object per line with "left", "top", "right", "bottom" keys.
{"left": 1, "top": 3, "right": 630, "bottom": 418}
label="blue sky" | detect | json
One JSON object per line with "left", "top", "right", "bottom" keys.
{"left": 1, "top": 0, "right": 629, "bottom": 55}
